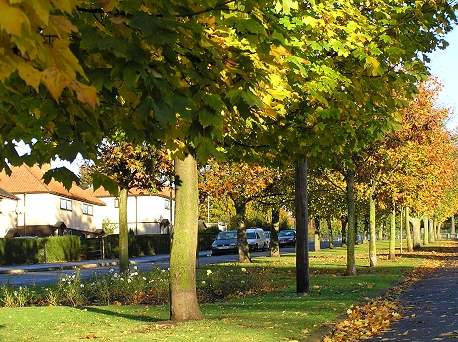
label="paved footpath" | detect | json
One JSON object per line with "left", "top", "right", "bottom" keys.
{"left": 365, "top": 256, "right": 458, "bottom": 342}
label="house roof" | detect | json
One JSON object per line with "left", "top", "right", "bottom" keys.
{"left": 0, "top": 187, "right": 20, "bottom": 200}
{"left": 91, "top": 185, "right": 174, "bottom": 199}
{"left": 0, "top": 164, "right": 106, "bottom": 206}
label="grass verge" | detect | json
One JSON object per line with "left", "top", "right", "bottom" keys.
{"left": 0, "top": 240, "right": 453, "bottom": 342}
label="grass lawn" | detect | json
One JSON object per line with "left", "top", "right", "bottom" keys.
{"left": 0, "top": 240, "right": 450, "bottom": 342}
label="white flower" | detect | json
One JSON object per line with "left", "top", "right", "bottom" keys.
{"left": 202, "top": 281, "right": 206, "bottom": 284}
{"left": 241, "top": 268, "right": 247, "bottom": 273}
{"left": 80, "top": 284, "right": 84, "bottom": 288}
{"left": 133, "top": 266, "right": 138, "bottom": 270}
{"left": 206, "top": 269, "right": 212, "bottom": 276}
{"left": 143, "top": 277, "right": 147, "bottom": 281}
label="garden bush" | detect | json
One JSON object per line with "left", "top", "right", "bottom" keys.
{"left": 0, "top": 265, "right": 269, "bottom": 308}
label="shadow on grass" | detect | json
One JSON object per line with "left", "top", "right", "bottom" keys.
{"left": 84, "top": 306, "right": 164, "bottom": 323}
{"left": 390, "top": 242, "right": 458, "bottom": 260}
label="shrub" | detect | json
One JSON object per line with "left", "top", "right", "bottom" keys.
{"left": 54, "top": 270, "right": 86, "bottom": 306}
{"left": 85, "top": 266, "right": 170, "bottom": 305}
{"left": 0, "top": 285, "right": 36, "bottom": 307}
{"left": 0, "top": 265, "right": 268, "bottom": 308}
{"left": 196, "top": 266, "right": 266, "bottom": 303}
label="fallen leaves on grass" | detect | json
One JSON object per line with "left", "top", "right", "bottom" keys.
{"left": 322, "top": 241, "right": 458, "bottom": 341}
{"left": 322, "top": 299, "right": 402, "bottom": 341}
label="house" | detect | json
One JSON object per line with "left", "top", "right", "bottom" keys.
{"left": 0, "top": 187, "right": 20, "bottom": 237}
{"left": 91, "top": 186, "right": 174, "bottom": 235}
{"left": 0, "top": 164, "right": 106, "bottom": 238}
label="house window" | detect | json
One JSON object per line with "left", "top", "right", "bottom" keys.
{"left": 165, "top": 199, "right": 170, "bottom": 210}
{"left": 114, "top": 198, "right": 119, "bottom": 208}
{"left": 83, "top": 203, "right": 93, "bottom": 215}
{"left": 60, "top": 198, "right": 72, "bottom": 211}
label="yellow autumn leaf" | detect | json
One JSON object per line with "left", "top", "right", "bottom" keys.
{"left": 0, "top": 0, "right": 29, "bottom": 36}
{"left": 52, "top": 39, "right": 87, "bottom": 80}
{"left": 68, "top": 80, "right": 99, "bottom": 108}
{"left": 17, "top": 62, "right": 41, "bottom": 91}
{"left": 40, "top": 67, "right": 69, "bottom": 101}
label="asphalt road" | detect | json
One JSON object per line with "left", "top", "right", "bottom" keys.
{"left": 0, "top": 240, "right": 341, "bottom": 287}
{"left": 0, "top": 247, "right": 297, "bottom": 287}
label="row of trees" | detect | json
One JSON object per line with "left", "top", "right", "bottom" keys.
{"left": 198, "top": 76, "right": 457, "bottom": 268}
{"left": 1, "top": 0, "right": 457, "bottom": 321}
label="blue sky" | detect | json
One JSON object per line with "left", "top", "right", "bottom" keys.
{"left": 427, "top": 28, "right": 458, "bottom": 130}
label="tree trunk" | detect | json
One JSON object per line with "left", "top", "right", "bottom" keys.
{"left": 369, "top": 191, "right": 377, "bottom": 267}
{"left": 295, "top": 159, "right": 309, "bottom": 293}
{"left": 423, "top": 216, "right": 429, "bottom": 246}
{"left": 118, "top": 187, "right": 129, "bottom": 273}
{"left": 399, "top": 207, "right": 403, "bottom": 254}
{"left": 437, "top": 221, "right": 441, "bottom": 239}
{"left": 411, "top": 216, "right": 421, "bottom": 250}
{"left": 389, "top": 203, "right": 396, "bottom": 261}
{"left": 429, "top": 218, "right": 435, "bottom": 243}
{"left": 270, "top": 207, "right": 280, "bottom": 257}
{"left": 341, "top": 216, "right": 347, "bottom": 246}
{"left": 233, "top": 202, "right": 251, "bottom": 263}
{"left": 363, "top": 215, "right": 369, "bottom": 244}
{"left": 314, "top": 217, "right": 321, "bottom": 252}
{"left": 345, "top": 169, "right": 357, "bottom": 275}
{"left": 170, "top": 154, "right": 203, "bottom": 322}
{"left": 378, "top": 222, "right": 383, "bottom": 241}
{"left": 405, "top": 207, "right": 413, "bottom": 252}
{"left": 451, "top": 216, "right": 456, "bottom": 235}
{"left": 327, "top": 218, "right": 334, "bottom": 249}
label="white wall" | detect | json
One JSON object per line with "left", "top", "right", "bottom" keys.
{"left": 0, "top": 197, "right": 19, "bottom": 237}
{"left": 95, "top": 194, "right": 174, "bottom": 235}
{"left": 14, "top": 193, "right": 99, "bottom": 234}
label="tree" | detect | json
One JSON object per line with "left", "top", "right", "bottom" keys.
{"left": 199, "top": 160, "right": 280, "bottom": 262}
{"left": 87, "top": 138, "right": 172, "bottom": 273}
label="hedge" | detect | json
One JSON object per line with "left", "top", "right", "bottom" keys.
{"left": 0, "top": 232, "right": 218, "bottom": 265}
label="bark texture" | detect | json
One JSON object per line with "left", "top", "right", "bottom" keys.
{"left": 170, "top": 154, "right": 203, "bottom": 322}
{"left": 369, "top": 192, "right": 377, "bottom": 267}
{"left": 295, "top": 159, "right": 309, "bottom": 293}
{"left": 345, "top": 169, "right": 357, "bottom": 275}
{"left": 118, "top": 187, "right": 129, "bottom": 273}
{"left": 270, "top": 207, "right": 280, "bottom": 258}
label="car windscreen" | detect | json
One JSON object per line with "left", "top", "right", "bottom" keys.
{"left": 216, "top": 232, "right": 237, "bottom": 240}
{"left": 246, "top": 232, "right": 257, "bottom": 239}
{"left": 279, "top": 231, "right": 294, "bottom": 237}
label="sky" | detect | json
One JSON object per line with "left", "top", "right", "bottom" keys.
{"left": 427, "top": 28, "right": 458, "bottom": 130}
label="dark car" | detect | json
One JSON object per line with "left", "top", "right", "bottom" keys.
{"left": 278, "top": 230, "right": 296, "bottom": 247}
{"left": 211, "top": 230, "right": 238, "bottom": 255}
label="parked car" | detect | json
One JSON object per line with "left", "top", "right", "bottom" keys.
{"left": 211, "top": 230, "right": 238, "bottom": 255}
{"left": 264, "top": 231, "right": 271, "bottom": 249}
{"left": 246, "top": 228, "right": 268, "bottom": 251}
{"left": 278, "top": 230, "right": 296, "bottom": 247}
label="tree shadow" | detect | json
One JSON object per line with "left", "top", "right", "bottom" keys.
{"left": 391, "top": 242, "right": 458, "bottom": 261}
{"left": 83, "top": 306, "right": 167, "bottom": 323}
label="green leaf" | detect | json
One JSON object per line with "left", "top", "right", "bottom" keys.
{"left": 42, "top": 168, "right": 79, "bottom": 190}
{"left": 92, "top": 172, "right": 119, "bottom": 196}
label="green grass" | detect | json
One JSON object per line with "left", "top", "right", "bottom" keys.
{"left": 0, "top": 241, "right": 443, "bottom": 342}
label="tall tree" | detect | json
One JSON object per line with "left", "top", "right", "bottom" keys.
{"left": 87, "top": 138, "right": 172, "bottom": 273}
